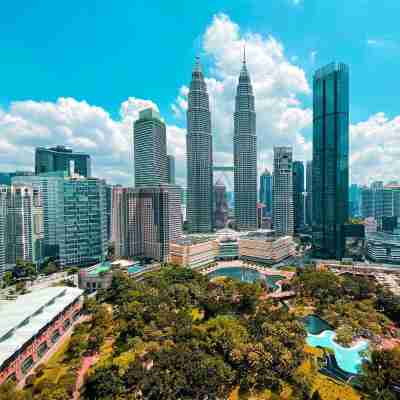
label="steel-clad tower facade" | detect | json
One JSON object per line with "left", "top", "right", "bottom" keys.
{"left": 234, "top": 55, "right": 257, "bottom": 230}
{"left": 186, "top": 57, "right": 213, "bottom": 233}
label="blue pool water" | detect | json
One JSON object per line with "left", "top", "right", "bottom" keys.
{"left": 207, "top": 267, "right": 284, "bottom": 291}
{"left": 128, "top": 265, "right": 142, "bottom": 274}
{"left": 304, "top": 316, "right": 368, "bottom": 374}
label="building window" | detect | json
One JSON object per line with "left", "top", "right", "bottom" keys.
{"left": 21, "top": 355, "right": 34, "bottom": 375}
{"left": 51, "top": 330, "right": 60, "bottom": 344}
{"left": 37, "top": 342, "right": 49, "bottom": 358}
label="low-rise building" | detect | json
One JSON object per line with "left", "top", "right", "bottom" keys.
{"left": 343, "top": 223, "right": 365, "bottom": 260}
{"left": 0, "top": 287, "right": 83, "bottom": 384}
{"left": 366, "top": 232, "right": 400, "bottom": 263}
{"left": 238, "top": 231, "right": 296, "bottom": 264}
{"left": 78, "top": 259, "right": 142, "bottom": 291}
{"left": 169, "top": 237, "right": 217, "bottom": 269}
{"left": 217, "top": 238, "right": 239, "bottom": 260}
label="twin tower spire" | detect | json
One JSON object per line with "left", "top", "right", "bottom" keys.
{"left": 186, "top": 48, "right": 257, "bottom": 233}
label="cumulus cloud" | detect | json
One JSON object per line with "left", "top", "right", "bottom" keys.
{"left": 172, "top": 13, "right": 312, "bottom": 175}
{"left": 0, "top": 97, "right": 186, "bottom": 186}
{"left": 1, "top": 13, "right": 398, "bottom": 189}
{"left": 350, "top": 113, "right": 400, "bottom": 185}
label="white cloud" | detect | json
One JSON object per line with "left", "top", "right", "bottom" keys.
{"left": 0, "top": 97, "right": 187, "bottom": 186}
{"left": 350, "top": 113, "right": 400, "bottom": 185}
{"left": 172, "top": 13, "right": 312, "bottom": 176}
{"left": 366, "top": 38, "right": 398, "bottom": 49}
{"left": 1, "top": 13, "right": 398, "bottom": 189}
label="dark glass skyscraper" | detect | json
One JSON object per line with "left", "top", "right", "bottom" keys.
{"left": 305, "top": 161, "right": 313, "bottom": 226}
{"left": 186, "top": 57, "right": 213, "bottom": 233}
{"left": 259, "top": 169, "right": 272, "bottom": 217}
{"left": 293, "top": 161, "right": 305, "bottom": 232}
{"left": 312, "top": 63, "right": 349, "bottom": 259}
{"left": 35, "top": 146, "right": 91, "bottom": 177}
{"left": 234, "top": 55, "right": 257, "bottom": 230}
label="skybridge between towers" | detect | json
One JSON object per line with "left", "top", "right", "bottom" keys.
{"left": 213, "top": 166, "right": 234, "bottom": 192}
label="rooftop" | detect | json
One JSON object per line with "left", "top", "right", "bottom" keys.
{"left": 0, "top": 287, "right": 83, "bottom": 368}
{"left": 174, "top": 236, "right": 215, "bottom": 246}
{"left": 367, "top": 232, "right": 400, "bottom": 245}
{"left": 241, "top": 230, "right": 288, "bottom": 241}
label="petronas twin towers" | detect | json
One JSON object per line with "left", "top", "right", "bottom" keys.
{"left": 186, "top": 54, "right": 257, "bottom": 233}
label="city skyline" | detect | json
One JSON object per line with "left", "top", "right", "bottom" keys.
{"left": 0, "top": 5, "right": 399, "bottom": 188}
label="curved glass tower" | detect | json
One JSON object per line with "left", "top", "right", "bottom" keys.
{"left": 186, "top": 57, "right": 213, "bottom": 233}
{"left": 234, "top": 55, "right": 257, "bottom": 230}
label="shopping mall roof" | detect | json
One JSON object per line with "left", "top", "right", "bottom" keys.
{"left": 0, "top": 286, "right": 83, "bottom": 368}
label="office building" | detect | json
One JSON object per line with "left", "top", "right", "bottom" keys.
{"left": 111, "top": 185, "right": 125, "bottom": 257}
{"left": 361, "top": 182, "right": 384, "bottom": 220}
{"left": 234, "top": 53, "right": 257, "bottom": 230}
{"left": 383, "top": 183, "right": 400, "bottom": 218}
{"left": 293, "top": 161, "right": 305, "bottom": 232}
{"left": 0, "top": 172, "right": 34, "bottom": 186}
{"left": 349, "top": 184, "right": 361, "bottom": 218}
{"left": 305, "top": 161, "right": 313, "bottom": 226}
{"left": 214, "top": 179, "right": 229, "bottom": 229}
{"left": 58, "top": 177, "right": 107, "bottom": 267}
{"left": 6, "top": 185, "right": 43, "bottom": 265}
{"left": 186, "top": 57, "right": 213, "bottom": 233}
{"left": 105, "top": 184, "right": 112, "bottom": 241}
{"left": 12, "top": 173, "right": 107, "bottom": 267}
{"left": 343, "top": 223, "right": 365, "bottom": 260}
{"left": 167, "top": 155, "right": 176, "bottom": 185}
{"left": 312, "top": 63, "right": 349, "bottom": 259}
{"left": 169, "top": 237, "right": 217, "bottom": 269}
{"left": 366, "top": 232, "right": 400, "bottom": 263}
{"left": 35, "top": 146, "right": 91, "bottom": 177}
{"left": 112, "top": 184, "right": 183, "bottom": 262}
{"left": 381, "top": 216, "right": 400, "bottom": 234}
{"left": 273, "top": 147, "right": 294, "bottom": 235}
{"left": 238, "top": 231, "right": 296, "bottom": 264}
{"left": 134, "top": 108, "right": 168, "bottom": 187}
{"left": 259, "top": 169, "right": 272, "bottom": 217}
{"left": 0, "top": 287, "right": 83, "bottom": 384}
{"left": 0, "top": 186, "right": 9, "bottom": 278}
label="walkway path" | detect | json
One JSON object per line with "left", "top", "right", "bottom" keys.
{"left": 73, "top": 353, "right": 99, "bottom": 400}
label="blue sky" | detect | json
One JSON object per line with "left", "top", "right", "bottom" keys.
{"left": 1, "top": 0, "right": 399, "bottom": 186}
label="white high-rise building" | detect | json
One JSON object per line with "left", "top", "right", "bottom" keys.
{"left": 273, "top": 147, "right": 294, "bottom": 235}
{"left": 0, "top": 186, "right": 9, "bottom": 278}
{"left": 134, "top": 108, "right": 168, "bottom": 187}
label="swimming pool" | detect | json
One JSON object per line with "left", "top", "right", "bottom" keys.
{"left": 128, "top": 265, "right": 143, "bottom": 274}
{"left": 207, "top": 267, "right": 285, "bottom": 291}
{"left": 304, "top": 315, "right": 368, "bottom": 374}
